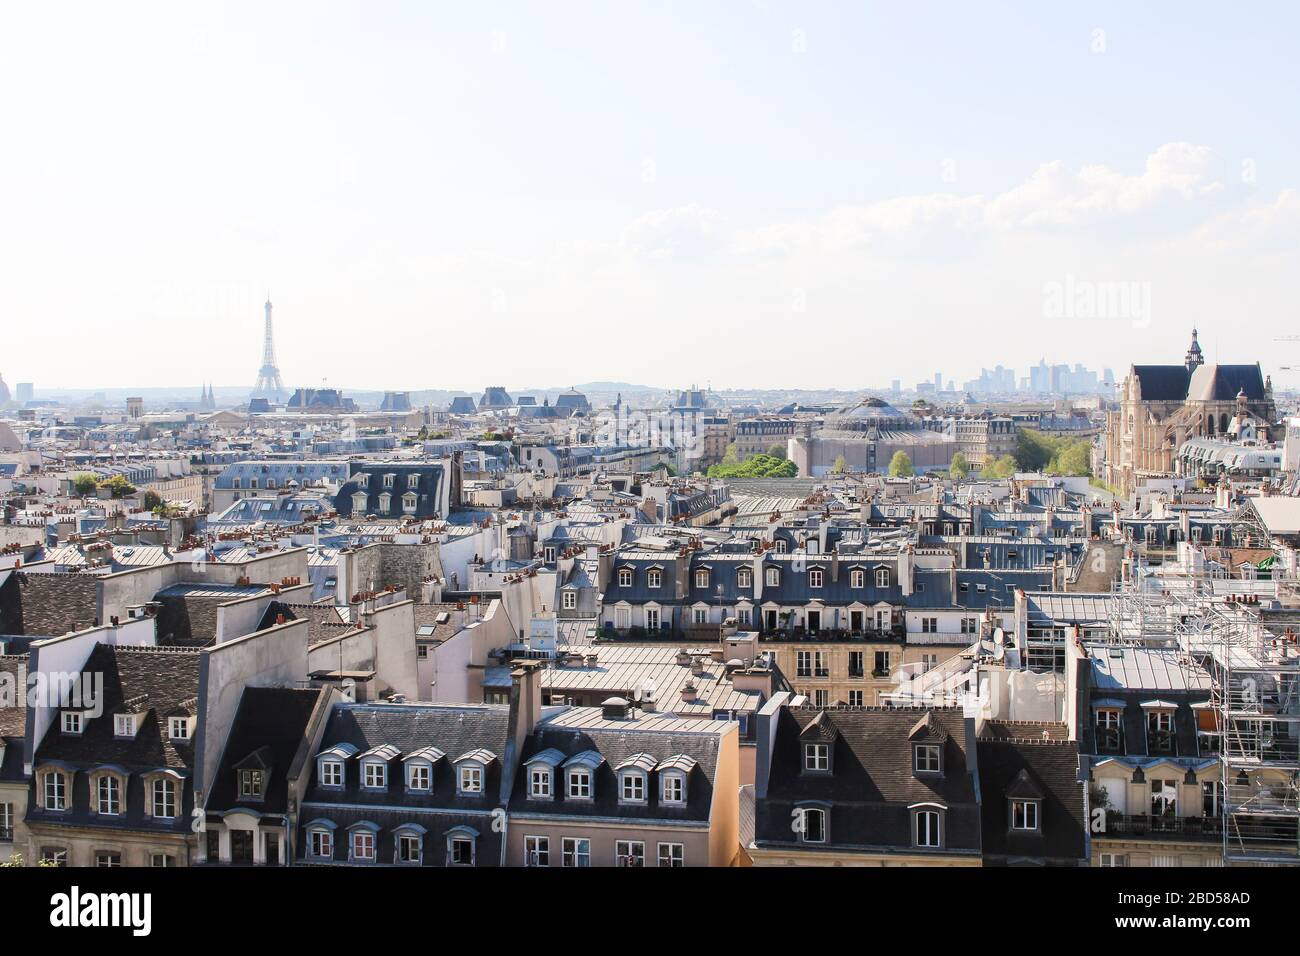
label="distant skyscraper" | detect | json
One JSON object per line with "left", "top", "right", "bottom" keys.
{"left": 252, "top": 297, "right": 286, "bottom": 402}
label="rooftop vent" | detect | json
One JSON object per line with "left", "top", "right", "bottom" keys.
{"left": 601, "top": 696, "right": 630, "bottom": 720}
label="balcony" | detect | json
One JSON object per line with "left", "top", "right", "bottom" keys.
{"left": 1103, "top": 812, "right": 1223, "bottom": 842}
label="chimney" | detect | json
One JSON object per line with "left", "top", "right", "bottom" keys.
{"left": 680, "top": 678, "right": 698, "bottom": 703}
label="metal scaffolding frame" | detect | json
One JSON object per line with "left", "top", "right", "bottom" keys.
{"left": 1106, "top": 552, "right": 1300, "bottom": 864}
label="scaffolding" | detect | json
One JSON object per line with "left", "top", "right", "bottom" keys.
{"left": 1201, "top": 603, "right": 1300, "bottom": 863}
{"left": 1106, "top": 554, "right": 1300, "bottom": 863}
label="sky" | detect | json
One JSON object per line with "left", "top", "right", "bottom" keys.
{"left": 1, "top": 1, "right": 1298, "bottom": 394}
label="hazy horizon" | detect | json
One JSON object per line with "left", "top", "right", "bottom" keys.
{"left": 3, "top": 1, "right": 1298, "bottom": 392}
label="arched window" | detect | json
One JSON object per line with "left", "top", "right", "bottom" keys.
{"left": 799, "top": 806, "right": 827, "bottom": 843}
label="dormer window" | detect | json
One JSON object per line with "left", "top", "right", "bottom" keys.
{"left": 151, "top": 776, "right": 178, "bottom": 819}
{"left": 525, "top": 748, "right": 563, "bottom": 799}
{"left": 1145, "top": 705, "right": 1177, "bottom": 756}
{"left": 168, "top": 716, "right": 190, "bottom": 741}
{"left": 875, "top": 568, "right": 890, "bottom": 588}
{"left": 460, "top": 766, "right": 481, "bottom": 793}
{"left": 61, "top": 712, "right": 83, "bottom": 735}
{"left": 765, "top": 567, "right": 780, "bottom": 587}
{"left": 695, "top": 569, "right": 709, "bottom": 588}
{"left": 307, "top": 821, "right": 335, "bottom": 860}
{"left": 446, "top": 826, "right": 477, "bottom": 866}
{"left": 914, "top": 744, "right": 942, "bottom": 774}
{"left": 95, "top": 773, "right": 122, "bottom": 815}
{"left": 660, "top": 772, "right": 686, "bottom": 805}
{"left": 737, "top": 567, "right": 752, "bottom": 589}
{"left": 1094, "top": 707, "right": 1124, "bottom": 754}
{"left": 321, "top": 760, "right": 343, "bottom": 787}
{"left": 378, "top": 492, "right": 392, "bottom": 512}
{"left": 618, "top": 568, "right": 633, "bottom": 588}
{"left": 317, "top": 743, "right": 356, "bottom": 788}
{"left": 395, "top": 826, "right": 424, "bottom": 864}
{"left": 408, "top": 473, "right": 419, "bottom": 489}
{"left": 364, "top": 763, "right": 386, "bottom": 789}
{"left": 42, "top": 769, "right": 68, "bottom": 811}
{"left": 562, "top": 590, "right": 577, "bottom": 610}
{"left": 568, "top": 768, "right": 591, "bottom": 799}
{"left": 805, "top": 742, "right": 830, "bottom": 772}
{"left": 647, "top": 569, "right": 662, "bottom": 588}
{"left": 404, "top": 750, "right": 442, "bottom": 792}
{"left": 808, "top": 568, "right": 823, "bottom": 588}
{"left": 114, "top": 714, "right": 140, "bottom": 738}
{"left": 454, "top": 750, "right": 495, "bottom": 795}
{"left": 351, "top": 492, "right": 367, "bottom": 512}
{"left": 382, "top": 473, "right": 395, "bottom": 489}
{"left": 639, "top": 754, "right": 688, "bottom": 809}
{"left": 850, "top": 569, "right": 864, "bottom": 588}
{"left": 620, "top": 770, "right": 647, "bottom": 804}
{"left": 240, "top": 769, "right": 264, "bottom": 799}
{"left": 349, "top": 824, "right": 377, "bottom": 863}
{"left": 1011, "top": 798, "right": 1041, "bottom": 831}
{"left": 530, "top": 767, "right": 552, "bottom": 798}
{"left": 402, "top": 492, "right": 418, "bottom": 514}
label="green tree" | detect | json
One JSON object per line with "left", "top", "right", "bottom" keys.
{"left": 720, "top": 443, "right": 740, "bottom": 467}
{"left": 142, "top": 490, "right": 163, "bottom": 511}
{"left": 707, "top": 454, "right": 798, "bottom": 479}
{"left": 982, "top": 455, "right": 1018, "bottom": 479}
{"left": 949, "top": 452, "right": 969, "bottom": 478}
{"left": 99, "top": 474, "right": 136, "bottom": 499}
{"left": 72, "top": 474, "right": 98, "bottom": 496}
{"left": 831, "top": 455, "right": 847, "bottom": 474}
{"left": 888, "top": 451, "right": 914, "bottom": 477}
{"left": 766, "top": 444, "right": 788, "bottom": 461}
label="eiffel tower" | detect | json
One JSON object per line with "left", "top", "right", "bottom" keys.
{"left": 251, "top": 297, "right": 286, "bottom": 401}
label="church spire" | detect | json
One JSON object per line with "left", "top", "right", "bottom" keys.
{"left": 1184, "top": 327, "right": 1204, "bottom": 372}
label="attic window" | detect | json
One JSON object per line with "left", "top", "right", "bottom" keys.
{"left": 240, "top": 769, "right": 264, "bottom": 799}
{"left": 568, "top": 768, "right": 592, "bottom": 800}
{"left": 562, "top": 590, "right": 577, "bottom": 610}
{"left": 618, "top": 568, "right": 633, "bottom": 588}
{"left": 168, "top": 717, "right": 190, "bottom": 741}
{"left": 660, "top": 772, "right": 686, "bottom": 805}
{"left": 61, "top": 712, "right": 83, "bottom": 735}
{"left": 1011, "top": 798, "right": 1040, "bottom": 831}
{"left": 914, "top": 743, "right": 942, "bottom": 774}
{"left": 114, "top": 714, "right": 138, "bottom": 738}
{"left": 804, "top": 743, "right": 830, "bottom": 772}
{"left": 875, "top": 568, "right": 890, "bottom": 587}
{"left": 647, "top": 569, "right": 662, "bottom": 588}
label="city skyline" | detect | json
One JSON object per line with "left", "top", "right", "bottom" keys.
{"left": 2, "top": 2, "right": 1298, "bottom": 390}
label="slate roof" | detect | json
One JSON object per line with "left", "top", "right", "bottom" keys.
{"left": 756, "top": 706, "right": 981, "bottom": 854}
{"left": 297, "top": 701, "right": 512, "bottom": 866}
{"left": 206, "top": 686, "right": 327, "bottom": 815}
{"left": 35, "top": 644, "right": 201, "bottom": 771}
{"left": 0, "top": 570, "right": 100, "bottom": 637}
{"left": 507, "top": 707, "right": 727, "bottom": 824}
{"left": 1131, "top": 365, "right": 1191, "bottom": 401}
{"left": 1186, "top": 363, "right": 1267, "bottom": 402}
{"left": 976, "top": 729, "right": 1087, "bottom": 864}
{"left": 0, "top": 654, "right": 28, "bottom": 782}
